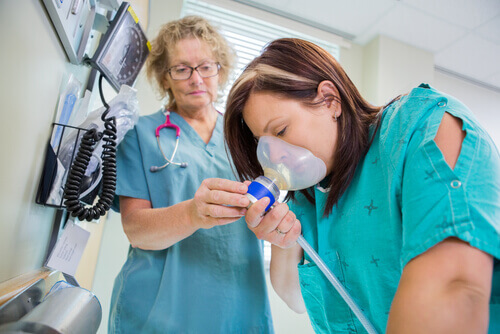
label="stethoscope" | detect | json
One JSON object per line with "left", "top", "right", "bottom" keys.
{"left": 150, "top": 109, "right": 188, "bottom": 172}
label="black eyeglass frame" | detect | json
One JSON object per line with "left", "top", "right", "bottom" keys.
{"left": 167, "top": 62, "right": 221, "bottom": 80}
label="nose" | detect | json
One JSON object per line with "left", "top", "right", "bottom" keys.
{"left": 189, "top": 68, "right": 204, "bottom": 84}
{"left": 267, "top": 143, "right": 287, "bottom": 165}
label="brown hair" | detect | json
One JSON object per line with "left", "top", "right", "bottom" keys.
{"left": 224, "top": 38, "right": 382, "bottom": 216}
{"left": 146, "top": 15, "right": 235, "bottom": 110}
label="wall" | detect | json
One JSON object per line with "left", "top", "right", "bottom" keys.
{"left": 0, "top": 1, "right": 92, "bottom": 283}
{"left": 340, "top": 42, "right": 364, "bottom": 91}
{"left": 362, "top": 35, "right": 434, "bottom": 105}
{"left": 434, "top": 70, "right": 500, "bottom": 147}
{"left": 0, "top": 0, "right": 144, "bottom": 310}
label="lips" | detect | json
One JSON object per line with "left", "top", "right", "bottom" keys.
{"left": 188, "top": 90, "right": 206, "bottom": 95}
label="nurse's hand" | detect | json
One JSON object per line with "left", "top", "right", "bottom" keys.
{"left": 245, "top": 198, "right": 301, "bottom": 249}
{"left": 189, "top": 178, "right": 250, "bottom": 229}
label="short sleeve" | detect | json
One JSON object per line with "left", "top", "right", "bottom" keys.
{"left": 112, "top": 126, "right": 151, "bottom": 211}
{"left": 401, "top": 97, "right": 500, "bottom": 267}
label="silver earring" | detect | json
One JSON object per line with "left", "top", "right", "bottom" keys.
{"left": 334, "top": 113, "right": 338, "bottom": 121}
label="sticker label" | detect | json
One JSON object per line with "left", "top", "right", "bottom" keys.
{"left": 46, "top": 221, "right": 90, "bottom": 276}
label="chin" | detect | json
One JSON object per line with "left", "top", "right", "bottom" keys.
{"left": 191, "top": 101, "right": 214, "bottom": 110}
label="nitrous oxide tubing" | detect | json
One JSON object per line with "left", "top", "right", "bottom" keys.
{"left": 246, "top": 175, "right": 378, "bottom": 334}
{"left": 296, "top": 235, "right": 378, "bottom": 334}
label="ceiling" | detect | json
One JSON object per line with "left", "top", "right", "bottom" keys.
{"left": 234, "top": 0, "right": 500, "bottom": 92}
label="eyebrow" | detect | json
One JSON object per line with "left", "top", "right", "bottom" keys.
{"left": 170, "top": 58, "right": 213, "bottom": 67}
{"left": 263, "top": 117, "right": 283, "bottom": 134}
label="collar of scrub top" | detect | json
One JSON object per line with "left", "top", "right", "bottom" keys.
{"left": 150, "top": 109, "right": 188, "bottom": 172}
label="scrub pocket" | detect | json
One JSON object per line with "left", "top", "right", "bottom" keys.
{"left": 298, "top": 252, "right": 370, "bottom": 334}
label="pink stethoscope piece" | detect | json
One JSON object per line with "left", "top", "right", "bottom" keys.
{"left": 156, "top": 111, "right": 180, "bottom": 138}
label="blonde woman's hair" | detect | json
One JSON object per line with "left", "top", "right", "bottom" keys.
{"left": 146, "top": 15, "right": 235, "bottom": 110}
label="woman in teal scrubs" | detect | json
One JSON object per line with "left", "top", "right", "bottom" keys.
{"left": 224, "top": 38, "right": 499, "bottom": 333}
{"left": 108, "top": 16, "right": 274, "bottom": 333}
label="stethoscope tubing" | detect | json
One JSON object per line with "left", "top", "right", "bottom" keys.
{"left": 155, "top": 134, "right": 183, "bottom": 168}
{"left": 150, "top": 110, "right": 188, "bottom": 172}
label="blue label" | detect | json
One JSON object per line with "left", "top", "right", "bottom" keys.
{"left": 247, "top": 180, "right": 276, "bottom": 211}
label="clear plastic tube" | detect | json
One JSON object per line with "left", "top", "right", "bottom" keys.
{"left": 297, "top": 235, "right": 379, "bottom": 334}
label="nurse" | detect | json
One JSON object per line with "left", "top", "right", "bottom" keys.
{"left": 108, "top": 16, "right": 274, "bottom": 333}
{"left": 224, "top": 38, "right": 500, "bottom": 333}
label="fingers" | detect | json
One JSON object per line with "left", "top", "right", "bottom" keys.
{"left": 276, "top": 221, "right": 302, "bottom": 249}
{"left": 245, "top": 201, "right": 301, "bottom": 249}
{"left": 190, "top": 178, "right": 251, "bottom": 230}
{"left": 202, "top": 178, "right": 248, "bottom": 194}
{"left": 245, "top": 197, "right": 270, "bottom": 228}
{"left": 274, "top": 212, "right": 296, "bottom": 235}
{"left": 198, "top": 178, "right": 250, "bottom": 208}
{"left": 203, "top": 203, "right": 247, "bottom": 219}
{"left": 207, "top": 190, "right": 250, "bottom": 208}
{"left": 255, "top": 202, "right": 295, "bottom": 235}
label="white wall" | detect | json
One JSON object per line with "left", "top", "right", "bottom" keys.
{"left": 362, "top": 35, "right": 434, "bottom": 105}
{"left": 433, "top": 71, "right": 500, "bottom": 148}
{"left": 0, "top": 1, "right": 93, "bottom": 283}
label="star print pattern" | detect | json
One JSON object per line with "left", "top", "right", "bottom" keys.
{"left": 435, "top": 216, "right": 452, "bottom": 230}
{"left": 370, "top": 255, "right": 380, "bottom": 267}
{"left": 344, "top": 323, "right": 357, "bottom": 333}
{"left": 364, "top": 200, "right": 378, "bottom": 216}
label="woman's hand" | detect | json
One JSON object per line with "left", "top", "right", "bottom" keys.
{"left": 245, "top": 197, "right": 302, "bottom": 248}
{"left": 189, "top": 178, "right": 250, "bottom": 229}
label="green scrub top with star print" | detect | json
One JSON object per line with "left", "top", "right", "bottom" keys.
{"left": 290, "top": 84, "right": 500, "bottom": 334}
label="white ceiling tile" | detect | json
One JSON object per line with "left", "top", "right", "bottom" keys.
{"left": 400, "top": 0, "right": 500, "bottom": 29}
{"left": 476, "top": 14, "right": 500, "bottom": 44}
{"left": 239, "top": 0, "right": 396, "bottom": 36}
{"left": 356, "top": 5, "right": 467, "bottom": 52}
{"left": 435, "top": 34, "right": 500, "bottom": 80}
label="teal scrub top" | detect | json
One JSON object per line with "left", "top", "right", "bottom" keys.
{"left": 291, "top": 84, "right": 500, "bottom": 333}
{"left": 109, "top": 110, "right": 274, "bottom": 333}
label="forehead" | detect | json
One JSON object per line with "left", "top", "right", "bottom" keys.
{"left": 169, "top": 38, "right": 214, "bottom": 65}
{"left": 243, "top": 92, "right": 299, "bottom": 133}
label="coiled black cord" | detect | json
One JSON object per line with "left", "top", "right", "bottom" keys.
{"left": 63, "top": 75, "right": 117, "bottom": 221}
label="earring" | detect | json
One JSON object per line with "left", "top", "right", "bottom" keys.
{"left": 333, "top": 113, "right": 338, "bottom": 121}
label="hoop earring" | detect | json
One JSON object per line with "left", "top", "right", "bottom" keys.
{"left": 333, "top": 113, "right": 338, "bottom": 121}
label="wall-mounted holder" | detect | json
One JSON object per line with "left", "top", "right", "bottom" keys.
{"left": 36, "top": 123, "right": 101, "bottom": 210}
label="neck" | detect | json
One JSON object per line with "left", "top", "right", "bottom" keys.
{"left": 171, "top": 104, "right": 218, "bottom": 144}
{"left": 174, "top": 104, "right": 217, "bottom": 123}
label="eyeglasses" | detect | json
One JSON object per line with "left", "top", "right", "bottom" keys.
{"left": 168, "top": 62, "right": 221, "bottom": 80}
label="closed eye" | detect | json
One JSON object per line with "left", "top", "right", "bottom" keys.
{"left": 276, "top": 126, "right": 287, "bottom": 137}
